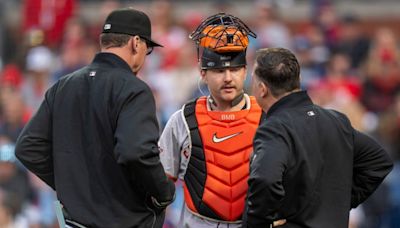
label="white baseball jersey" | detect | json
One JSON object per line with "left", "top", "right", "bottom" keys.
{"left": 159, "top": 95, "right": 254, "bottom": 228}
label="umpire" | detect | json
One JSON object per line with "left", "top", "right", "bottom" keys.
{"left": 15, "top": 8, "right": 175, "bottom": 228}
{"left": 243, "top": 47, "right": 393, "bottom": 228}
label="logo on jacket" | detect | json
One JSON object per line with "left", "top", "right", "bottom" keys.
{"left": 212, "top": 132, "right": 242, "bottom": 143}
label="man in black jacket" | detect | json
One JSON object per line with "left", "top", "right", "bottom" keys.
{"left": 243, "top": 47, "right": 393, "bottom": 228}
{"left": 15, "top": 8, "right": 175, "bottom": 228}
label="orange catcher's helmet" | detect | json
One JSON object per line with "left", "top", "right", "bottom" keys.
{"left": 189, "top": 13, "right": 256, "bottom": 52}
{"left": 189, "top": 13, "right": 256, "bottom": 69}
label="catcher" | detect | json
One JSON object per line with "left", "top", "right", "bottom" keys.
{"left": 159, "top": 13, "right": 285, "bottom": 227}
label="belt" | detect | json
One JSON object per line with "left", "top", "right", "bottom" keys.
{"left": 66, "top": 219, "right": 88, "bottom": 228}
{"left": 54, "top": 200, "right": 89, "bottom": 228}
{"left": 186, "top": 206, "right": 286, "bottom": 227}
{"left": 63, "top": 207, "right": 88, "bottom": 228}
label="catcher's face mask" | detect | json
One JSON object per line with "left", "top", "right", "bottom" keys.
{"left": 189, "top": 13, "right": 257, "bottom": 70}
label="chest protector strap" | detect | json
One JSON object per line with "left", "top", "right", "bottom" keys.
{"left": 183, "top": 96, "right": 262, "bottom": 221}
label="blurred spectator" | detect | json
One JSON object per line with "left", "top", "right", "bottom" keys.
{"left": 376, "top": 93, "right": 400, "bottom": 160}
{"left": 0, "top": 141, "right": 32, "bottom": 214}
{"left": 309, "top": 52, "right": 366, "bottom": 131}
{"left": 386, "top": 159, "right": 400, "bottom": 227}
{"left": 246, "top": 0, "right": 293, "bottom": 91}
{"left": 361, "top": 27, "right": 400, "bottom": 113}
{"left": 376, "top": 94, "right": 400, "bottom": 228}
{"left": 145, "top": 0, "right": 187, "bottom": 75}
{"left": 315, "top": 3, "right": 341, "bottom": 50}
{"left": 27, "top": 173, "right": 57, "bottom": 228}
{"left": 212, "top": 0, "right": 233, "bottom": 14}
{"left": 0, "top": 64, "right": 24, "bottom": 90}
{"left": 151, "top": 43, "right": 198, "bottom": 126}
{"left": 180, "top": 11, "right": 203, "bottom": 35}
{"left": 293, "top": 23, "right": 330, "bottom": 88}
{"left": 1, "top": 25, "right": 21, "bottom": 68}
{"left": 0, "top": 65, "right": 31, "bottom": 142}
{"left": 0, "top": 90, "right": 30, "bottom": 142}
{"left": 251, "top": 0, "right": 291, "bottom": 49}
{"left": 359, "top": 183, "right": 392, "bottom": 228}
{"left": 334, "top": 14, "right": 370, "bottom": 71}
{"left": 87, "top": 0, "right": 121, "bottom": 41}
{"left": 137, "top": 0, "right": 194, "bottom": 126}
{"left": 21, "top": 46, "right": 54, "bottom": 113}
{"left": 52, "top": 17, "right": 96, "bottom": 82}
{"left": 0, "top": 189, "right": 29, "bottom": 228}
{"left": 21, "top": 0, "right": 78, "bottom": 48}
{"left": 305, "top": 24, "right": 331, "bottom": 74}
{"left": 293, "top": 36, "right": 318, "bottom": 88}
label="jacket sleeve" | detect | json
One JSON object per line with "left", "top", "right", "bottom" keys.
{"left": 15, "top": 85, "right": 56, "bottom": 190}
{"left": 351, "top": 129, "right": 393, "bottom": 208}
{"left": 114, "top": 85, "right": 175, "bottom": 204}
{"left": 242, "top": 121, "right": 289, "bottom": 227}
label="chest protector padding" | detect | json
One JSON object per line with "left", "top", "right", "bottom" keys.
{"left": 183, "top": 96, "right": 262, "bottom": 221}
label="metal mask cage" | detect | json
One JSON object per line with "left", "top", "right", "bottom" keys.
{"left": 189, "top": 13, "right": 257, "bottom": 54}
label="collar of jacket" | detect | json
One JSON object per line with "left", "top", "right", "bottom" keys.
{"left": 266, "top": 91, "right": 313, "bottom": 118}
{"left": 92, "top": 52, "right": 134, "bottom": 74}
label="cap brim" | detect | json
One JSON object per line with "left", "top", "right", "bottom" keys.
{"left": 140, "top": 36, "right": 163, "bottom": 48}
{"left": 148, "top": 39, "right": 163, "bottom": 47}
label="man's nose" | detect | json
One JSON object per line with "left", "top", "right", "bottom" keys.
{"left": 223, "top": 69, "right": 233, "bottom": 82}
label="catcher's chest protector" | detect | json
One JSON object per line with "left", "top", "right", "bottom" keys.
{"left": 183, "top": 96, "right": 262, "bottom": 221}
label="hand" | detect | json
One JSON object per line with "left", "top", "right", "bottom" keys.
{"left": 273, "top": 219, "right": 286, "bottom": 227}
{"left": 146, "top": 179, "right": 176, "bottom": 214}
{"left": 154, "top": 178, "right": 176, "bottom": 206}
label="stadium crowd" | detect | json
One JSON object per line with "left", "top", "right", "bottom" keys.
{"left": 0, "top": 0, "right": 399, "bottom": 227}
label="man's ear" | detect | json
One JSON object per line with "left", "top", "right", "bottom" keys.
{"left": 243, "top": 66, "right": 248, "bottom": 80}
{"left": 260, "top": 81, "right": 268, "bottom": 98}
{"left": 131, "top": 36, "right": 140, "bottom": 54}
{"left": 200, "top": 69, "right": 207, "bottom": 84}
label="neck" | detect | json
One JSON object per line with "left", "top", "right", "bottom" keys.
{"left": 209, "top": 95, "right": 246, "bottom": 112}
{"left": 101, "top": 48, "right": 136, "bottom": 72}
{"left": 263, "top": 89, "right": 301, "bottom": 113}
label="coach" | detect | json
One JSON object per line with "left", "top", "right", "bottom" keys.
{"left": 243, "top": 47, "right": 393, "bottom": 228}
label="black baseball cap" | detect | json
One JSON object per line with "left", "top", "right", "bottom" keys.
{"left": 102, "top": 8, "right": 163, "bottom": 47}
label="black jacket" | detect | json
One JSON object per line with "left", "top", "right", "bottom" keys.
{"left": 15, "top": 53, "right": 175, "bottom": 228}
{"left": 243, "top": 91, "right": 393, "bottom": 228}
